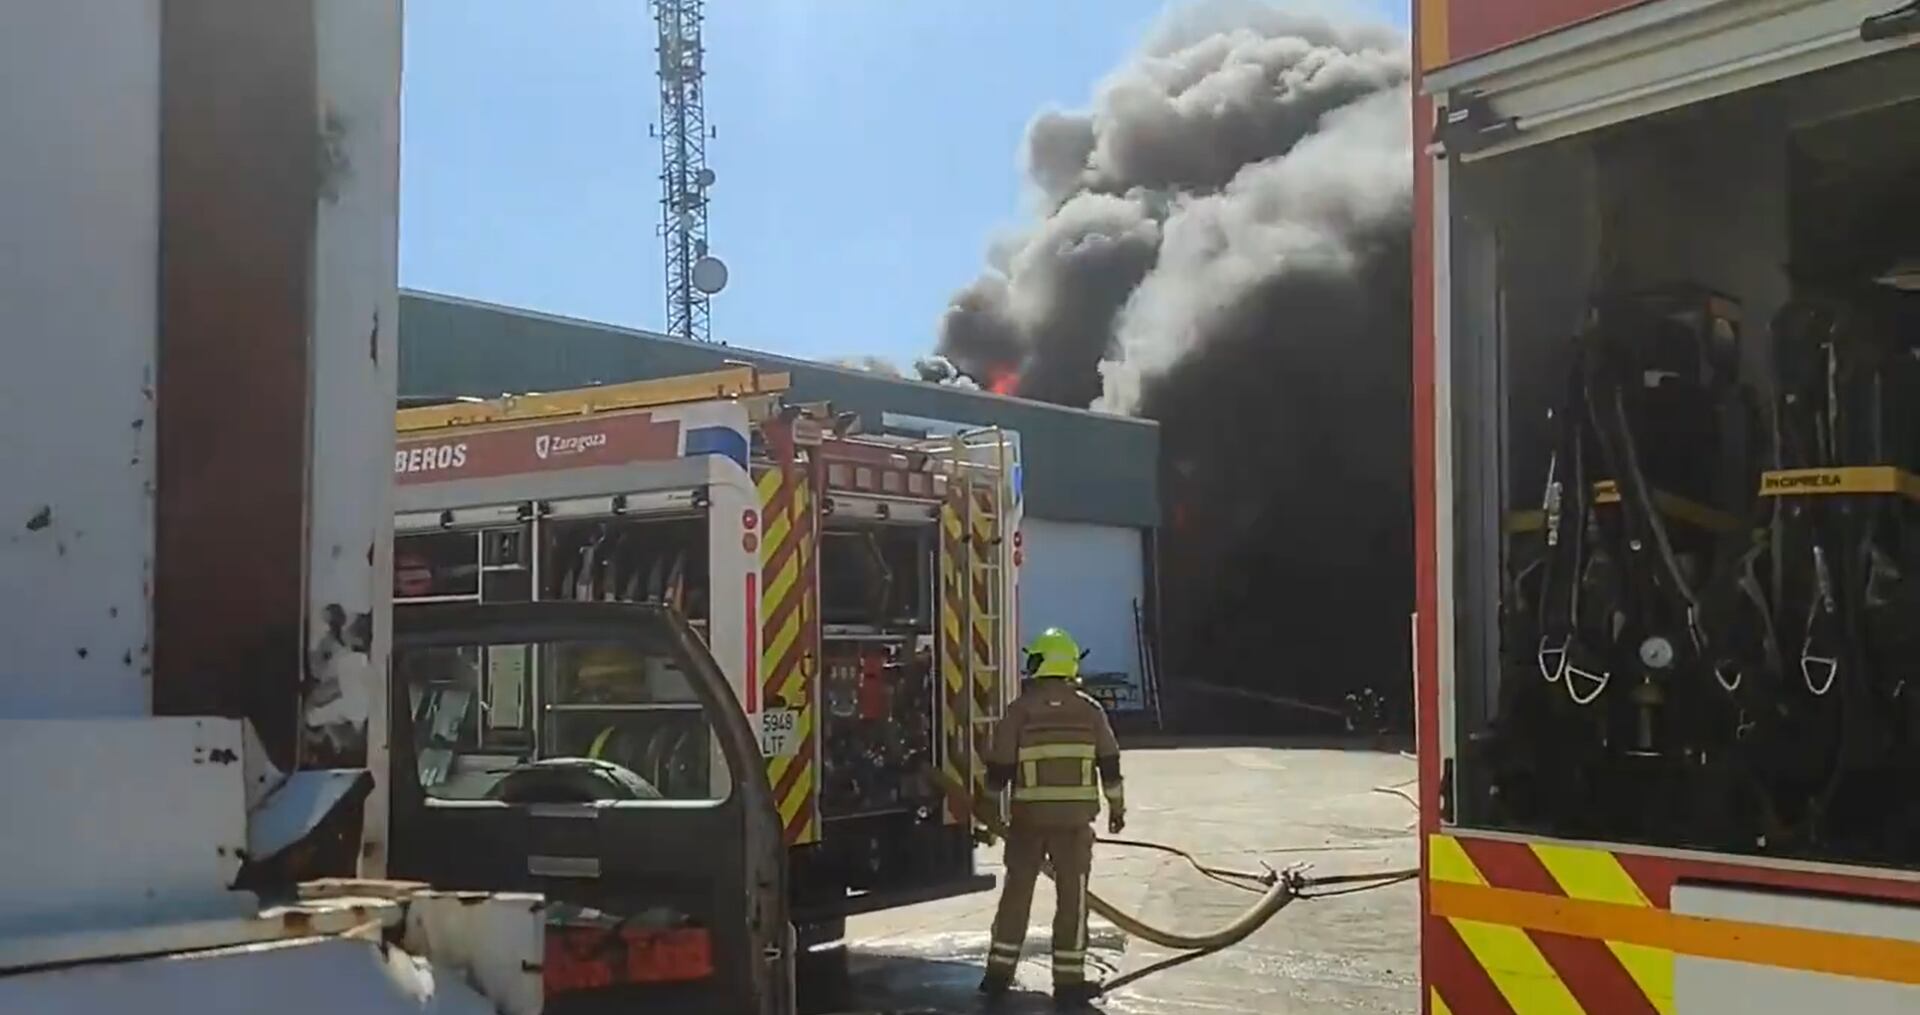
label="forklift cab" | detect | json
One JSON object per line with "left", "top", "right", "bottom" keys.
{"left": 388, "top": 602, "right": 793, "bottom": 1015}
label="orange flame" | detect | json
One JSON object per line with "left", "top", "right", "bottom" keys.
{"left": 986, "top": 368, "right": 1018, "bottom": 396}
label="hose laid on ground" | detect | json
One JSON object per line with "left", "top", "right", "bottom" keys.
{"left": 933, "top": 770, "right": 1296, "bottom": 952}
{"left": 929, "top": 770, "right": 1422, "bottom": 998}
{"left": 1099, "top": 835, "right": 1276, "bottom": 894}
{"left": 1180, "top": 681, "right": 1349, "bottom": 719}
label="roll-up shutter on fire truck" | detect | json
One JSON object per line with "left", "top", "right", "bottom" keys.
{"left": 1427, "top": 0, "right": 1920, "bottom": 162}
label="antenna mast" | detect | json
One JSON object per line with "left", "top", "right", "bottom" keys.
{"left": 652, "top": 0, "right": 727, "bottom": 342}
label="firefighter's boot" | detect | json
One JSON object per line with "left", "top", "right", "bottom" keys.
{"left": 1053, "top": 981, "right": 1101, "bottom": 1010}
{"left": 978, "top": 971, "right": 1013, "bottom": 1003}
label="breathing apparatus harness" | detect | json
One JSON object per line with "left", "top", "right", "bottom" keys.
{"left": 1749, "top": 292, "right": 1920, "bottom": 843}
{"left": 1518, "top": 284, "right": 1920, "bottom": 850}
{"left": 1770, "top": 297, "right": 1914, "bottom": 697}
{"left": 1531, "top": 291, "right": 1749, "bottom": 757}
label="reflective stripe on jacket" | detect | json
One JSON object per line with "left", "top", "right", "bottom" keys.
{"left": 986, "top": 677, "right": 1124, "bottom": 828}
{"left": 1015, "top": 742, "right": 1099, "bottom": 803}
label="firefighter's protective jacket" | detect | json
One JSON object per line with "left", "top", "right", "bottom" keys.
{"left": 986, "top": 678, "right": 1125, "bottom": 829}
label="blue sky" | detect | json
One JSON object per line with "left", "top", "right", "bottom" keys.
{"left": 400, "top": 1, "right": 1406, "bottom": 366}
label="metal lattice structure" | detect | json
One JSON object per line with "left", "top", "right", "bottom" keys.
{"left": 651, "top": 0, "right": 721, "bottom": 343}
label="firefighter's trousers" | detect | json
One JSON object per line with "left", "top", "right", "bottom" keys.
{"left": 987, "top": 822, "right": 1094, "bottom": 986}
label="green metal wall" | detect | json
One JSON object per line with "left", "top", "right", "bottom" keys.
{"left": 398, "top": 291, "right": 1161, "bottom": 529}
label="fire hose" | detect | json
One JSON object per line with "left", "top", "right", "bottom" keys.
{"left": 929, "top": 770, "right": 1419, "bottom": 990}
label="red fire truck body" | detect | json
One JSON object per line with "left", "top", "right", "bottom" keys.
{"left": 1414, "top": 1, "right": 1920, "bottom": 1011}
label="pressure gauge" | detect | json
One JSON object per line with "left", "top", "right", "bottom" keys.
{"left": 1639, "top": 636, "right": 1676, "bottom": 670}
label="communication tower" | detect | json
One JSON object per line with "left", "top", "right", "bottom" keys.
{"left": 652, "top": 0, "right": 727, "bottom": 342}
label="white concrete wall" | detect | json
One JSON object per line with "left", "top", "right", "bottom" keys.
{"left": 0, "top": 4, "right": 161, "bottom": 716}
{"left": 1017, "top": 518, "right": 1148, "bottom": 710}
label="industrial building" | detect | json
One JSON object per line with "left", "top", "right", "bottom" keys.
{"left": 398, "top": 290, "right": 1164, "bottom": 719}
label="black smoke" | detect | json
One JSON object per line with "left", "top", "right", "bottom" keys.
{"left": 936, "top": 1, "right": 1414, "bottom": 730}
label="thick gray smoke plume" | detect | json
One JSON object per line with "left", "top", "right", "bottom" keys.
{"left": 827, "top": 353, "right": 981, "bottom": 390}
{"left": 912, "top": 355, "right": 981, "bottom": 389}
{"left": 830, "top": 355, "right": 907, "bottom": 378}
{"left": 938, "top": 1, "right": 1415, "bottom": 727}
{"left": 937, "top": 2, "right": 1411, "bottom": 408}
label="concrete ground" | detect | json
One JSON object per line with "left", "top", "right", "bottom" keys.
{"left": 835, "top": 741, "right": 1420, "bottom": 1014}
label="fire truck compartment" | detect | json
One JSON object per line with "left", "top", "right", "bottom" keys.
{"left": 1444, "top": 46, "right": 1920, "bottom": 865}
{"left": 820, "top": 521, "right": 932, "bottom": 630}
{"left": 395, "top": 513, "right": 721, "bottom": 802}
{"left": 541, "top": 515, "right": 710, "bottom": 621}
{"left": 801, "top": 516, "right": 964, "bottom": 902}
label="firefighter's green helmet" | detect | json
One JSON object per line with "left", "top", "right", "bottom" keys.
{"left": 1025, "top": 627, "right": 1083, "bottom": 680}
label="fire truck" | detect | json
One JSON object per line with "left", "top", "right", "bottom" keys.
{"left": 1416, "top": 0, "right": 1920, "bottom": 1011}
{"left": 388, "top": 367, "right": 1023, "bottom": 968}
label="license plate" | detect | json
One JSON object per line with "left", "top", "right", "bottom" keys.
{"left": 543, "top": 925, "right": 714, "bottom": 994}
{"left": 760, "top": 706, "right": 799, "bottom": 757}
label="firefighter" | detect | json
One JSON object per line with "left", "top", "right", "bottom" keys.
{"left": 979, "top": 627, "right": 1125, "bottom": 1010}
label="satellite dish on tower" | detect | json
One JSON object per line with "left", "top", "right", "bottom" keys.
{"left": 692, "top": 255, "right": 729, "bottom": 295}
{"left": 695, "top": 167, "right": 717, "bottom": 188}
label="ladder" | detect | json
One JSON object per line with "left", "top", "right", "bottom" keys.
{"left": 394, "top": 365, "right": 790, "bottom": 435}
{"left": 963, "top": 438, "right": 1006, "bottom": 724}
{"left": 953, "top": 429, "right": 1009, "bottom": 829}
{"left": 927, "top": 426, "right": 1019, "bottom": 829}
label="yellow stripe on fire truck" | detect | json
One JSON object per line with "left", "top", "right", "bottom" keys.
{"left": 1428, "top": 832, "right": 1680, "bottom": 1015}
{"left": 1428, "top": 835, "right": 1588, "bottom": 1015}
{"left": 1427, "top": 830, "right": 1920, "bottom": 1010}
{"left": 1529, "top": 843, "right": 1674, "bottom": 1014}
{"left": 758, "top": 463, "right": 819, "bottom": 845}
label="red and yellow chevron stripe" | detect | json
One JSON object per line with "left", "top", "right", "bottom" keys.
{"left": 938, "top": 484, "right": 970, "bottom": 825}
{"left": 1426, "top": 832, "right": 1920, "bottom": 1013}
{"left": 1427, "top": 833, "right": 1671, "bottom": 1015}
{"left": 757, "top": 445, "right": 819, "bottom": 846}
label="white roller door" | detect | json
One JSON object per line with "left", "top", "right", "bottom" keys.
{"left": 1427, "top": 0, "right": 1920, "bottom": 160}
{"left": 1017, "top": 518, "right": 1148, "bottom": 711}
